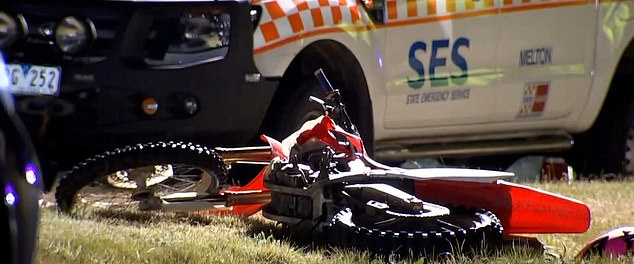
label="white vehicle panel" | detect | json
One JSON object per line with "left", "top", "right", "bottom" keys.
{"left": 382, "top": 0, "right": 499, "bottom": 129}
{"left": 249, "top": 0, "right": 634, "bottom": 145}
{"left": 493, "top": 3, "right": 595, "bottom": 123}
{"left": 574, "top": 1, "right": 634, "bottom": 131}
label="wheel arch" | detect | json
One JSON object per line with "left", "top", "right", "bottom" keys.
{"left": 567, "top": 34, "right": 634, "bottom": 174}
{"left": 588, "top": 33, "right": 634, "bottom": 130}
{"left": 575, "top": 15, "right": 634, "bottom": 132}
{"left": 259, "top": 40, "right": 375, "bottom": 154}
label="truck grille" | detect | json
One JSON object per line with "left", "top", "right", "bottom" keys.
{"left": 1, "top": 3, "right": 126, "bottom": 65}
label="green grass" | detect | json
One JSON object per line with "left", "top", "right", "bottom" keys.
{"left": 531, "top": 180, "right": 634, "bottom": 263}
{"left": 36, "top": 180, "right": 634, "bottom": 264}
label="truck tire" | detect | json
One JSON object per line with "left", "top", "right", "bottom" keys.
{"left": 568, "top": 76, "right": 634, "bottom": 177}
{"left": 271, "top": 79, "right": 326, "bottom": 141}
{"left": 623, "top": 111, "right": 634, "bottom": 174}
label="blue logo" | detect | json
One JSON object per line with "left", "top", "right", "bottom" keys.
{"left": 407, "top": 37, "right": 469, "bottom": 89}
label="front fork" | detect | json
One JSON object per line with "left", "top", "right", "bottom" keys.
{"left": 129, "top": 146, "right": 274, "bottom": 212}
{"left": 129, "top": 166, "right": 163, "bottom": 210}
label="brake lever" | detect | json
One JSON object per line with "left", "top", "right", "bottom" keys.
{"left": 308, "top": 95, "right": 333, "bottom": 113}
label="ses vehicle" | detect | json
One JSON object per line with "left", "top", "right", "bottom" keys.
{"left": 1, "top": 0, "right": 633, "bottom": 189}
{"left": 53, "top": 69, "right": 591, "bottom": 257}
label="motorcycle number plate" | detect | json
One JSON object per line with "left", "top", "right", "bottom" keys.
{"left": 5, "top": 64, "right": 61, "bottom": 96}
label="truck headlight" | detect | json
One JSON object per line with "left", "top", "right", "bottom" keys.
{"left": 0, "top": 12, "right": 24, "bottom": 48}
{"left": 55, "top": 16, "right": 94, "bottom": 54}
{"left": 169, "top": 13, "right": 230, "bottom": 53}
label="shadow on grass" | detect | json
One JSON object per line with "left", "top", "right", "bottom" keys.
{"left": 240, "top": 215, "right": 551, "bottom": 263}
{"left": 241, "top": 216, "right": 326, "bottom": 249}
{"left": 77, "top": 208, "right": 551, "bottom": 263}
{"left": 82, "top": 208, "right": 231, "bottom": 227}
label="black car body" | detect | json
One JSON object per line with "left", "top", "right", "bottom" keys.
{"left": 0, "top": 80, "right": 43, "bottom": 264}
{"left": 0, "top": 0, "right": 277, "bottom": 189}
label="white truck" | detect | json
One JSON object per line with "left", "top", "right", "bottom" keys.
{"left": 1, "top": 0, "right": 632, "bottom": 189}
{"left": 249, "top": 0, "right": 634, "bottom": 176}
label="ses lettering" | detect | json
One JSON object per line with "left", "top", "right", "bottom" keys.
{"left": 407, "top": 37, "right": 470, "bottom": 89}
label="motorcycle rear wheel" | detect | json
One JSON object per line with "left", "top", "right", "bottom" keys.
{"left": 327, "top": 206, "right": 503, "bottom": 258}
{"left": 55, "top": 141, "right": 228, "bottom": 215}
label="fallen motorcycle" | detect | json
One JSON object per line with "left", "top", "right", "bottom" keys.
{"left": 54, "top": 69, "right": 591, "bottom": 257}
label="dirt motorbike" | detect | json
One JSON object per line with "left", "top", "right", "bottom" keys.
{"left": 54, "top": 69, "right": 591, "bottom": 257}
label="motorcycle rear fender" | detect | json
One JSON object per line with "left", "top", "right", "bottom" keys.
{"left": 414, "top": 179, "right": 591, "bottom": 234}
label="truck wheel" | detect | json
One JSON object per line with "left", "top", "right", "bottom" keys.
{"left": 623, "top": 116, "right": 634, "bottom": 176}
{"left": 261, "top": 44, "right": 373, "bottom": 155}
{"left": 568, "top": 76, "right": 634, "bottom": 177}
{"left": 271, "top": 79, "right": 326, "bottom": 140}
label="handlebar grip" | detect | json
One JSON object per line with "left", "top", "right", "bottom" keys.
{"left": 314, "top": 68, "right": 335, "bottom": 93}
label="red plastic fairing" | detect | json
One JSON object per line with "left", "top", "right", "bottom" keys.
{"left": 198, "top": 167, "right": 270, "bottom": 216}
{"left": 415, "top": 179, "right": 591, "bottom": 234}
{"left": 225, "top": 167, "right": 269, "bottom": 193}
{"left": 260, "top": 134, "right": 287, "bottom": 159}
{"left": 296, "top": 116, "right": 355, "bottom": 157}
{"left": 195, "top": 204, "right": 266, "bottom": 217}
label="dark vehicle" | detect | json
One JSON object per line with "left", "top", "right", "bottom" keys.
{"left": 0, "top": 59, "right": 44, "bottom": 264}
{"left": 0, "top": 0, "right": 276, "bottom": 190}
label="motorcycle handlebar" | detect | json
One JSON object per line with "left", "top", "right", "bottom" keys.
{"left": 311, "top": 68, "right": 359, "bottom": 136}
{"left": 314, "top": 68, "right": 335, "bottom": 93}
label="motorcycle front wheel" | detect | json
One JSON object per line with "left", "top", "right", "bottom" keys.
{"left": 55, "top": 141, "right": 228, "bottom": 215}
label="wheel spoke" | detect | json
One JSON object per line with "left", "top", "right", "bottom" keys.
{"left": 75, "top": 164, "right": 215, "bottom": 210}
{"left": 55, "top": 141, "right": 228, "bottom": 215}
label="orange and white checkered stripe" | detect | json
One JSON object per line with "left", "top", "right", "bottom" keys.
{"left": 502, "top": 0, "right": 558, "bottom": 5}
{"left": 500, "top": 0, "right": 593, "bottom": 9}
{"left": 385, "top": 0, "right": 496, "bottom": 21}
{"left": 252, "top": 0, "right": 365, "bottom": 49}
{"left": 252, "top": 0, "right": 590, "bottom": 51}
{"left": 383, "top": 0, "right": 591, "bottom": 21}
